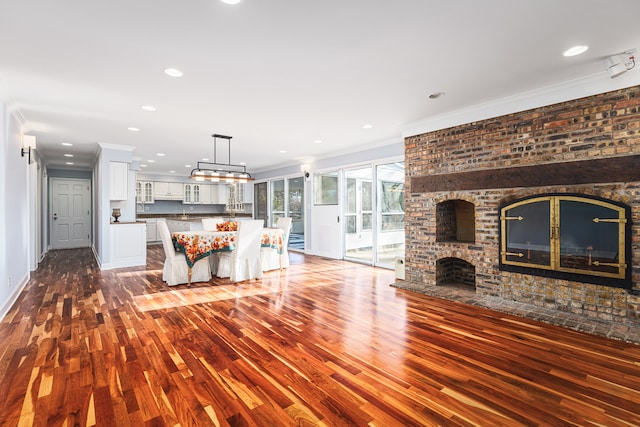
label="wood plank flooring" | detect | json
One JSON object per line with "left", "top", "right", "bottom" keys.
{"left": 0, "top": 246, "right": 639, "bottom": 426}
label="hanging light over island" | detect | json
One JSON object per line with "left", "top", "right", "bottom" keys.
{"left": 189, "top": 134, "right": 254, "bottom": 183}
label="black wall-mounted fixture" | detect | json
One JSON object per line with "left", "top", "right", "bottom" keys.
{"left": 21, "top": 135, "right": 37, "bottom": 164}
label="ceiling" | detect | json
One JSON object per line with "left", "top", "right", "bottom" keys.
{"left": 2, "top": 0, "right": 640, "bottom": 176}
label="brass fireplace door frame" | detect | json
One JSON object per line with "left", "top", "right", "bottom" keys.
{"left": 499, "top": 194, "right": 631, "bottom": 288}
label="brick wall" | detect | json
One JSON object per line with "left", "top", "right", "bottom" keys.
{"left": 405, "top": 86, "right": 640, "bottom": 324}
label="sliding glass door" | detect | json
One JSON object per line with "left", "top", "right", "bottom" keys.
{"left": 271, "top": 179, "right": 285, "bottom": 225}
{"left": 287, "top": 177, "right": 304, "bottom": 250}
{"left": 376, "top": 162, "right": 405, "bottom": 267}
{"left": 265, "top": 176, "right": 305, "bottom": 251}
{"left": 343, "top": 162, "right": 404, "bottom": 268}
{"left": 254, "top": 182, "right": 268, "bottom": 226}
{"left": 344, "top": 167, "right": 373, "bottom": 263}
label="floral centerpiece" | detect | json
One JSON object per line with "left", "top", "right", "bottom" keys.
{"left": 216, "top": 221, "right": 238, "bottom": 231}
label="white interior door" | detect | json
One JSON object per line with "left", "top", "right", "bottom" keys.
{"left": 310, "top": 171, "right": 342, "bottom": 259}
{"left": 51, "top": 178, "right": 91, "bottom": 249}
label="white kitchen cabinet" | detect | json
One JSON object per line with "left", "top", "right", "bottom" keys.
{"left": 210, "top": 184, "right": 229, "bottom": 204}
{"left": 243, "top": 183, "right": 254, "bottom": 204}
{"left": 154, "top": 182, "right": 183, "bottom": 200}
{"left": 136, "top": 181, "right": 154, "bottom": 203}
{"left": 226, "top": 183, "right": 253, "bottom": 211}
{"left": 143, "top": 218, "right": 159, "bottom": 242}
{"left": 183, "top": 183, "right": 211, "bottom": 204}
{"left": 199, "top": 184, "right": 212, "bottom": 204}
{"left": 109, "top": 161, "right": 128, "bottom": 201}
{"left": 183, "top": 184, "right": 194, "bottom": 204}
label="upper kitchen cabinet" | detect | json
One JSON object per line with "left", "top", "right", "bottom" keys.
{"left": 184, "top": 183, "right": 212, "bottom": 204}
{"left": 154, "top": 182, "right": 183, "bottom": 200}
{"left": 210, "top": 184, "right": 230, "bottom": 205}
{"left": 242, "top": 183, "right": 254, "bottom": 204}
{"left": 136, "top": 181, "right": 154, "bottom": 203}
{"left": 226, "top": 183, "right": 253, "bottom": 211}
{"left": 109, "top": 161, "right": 128, "bottom": 201}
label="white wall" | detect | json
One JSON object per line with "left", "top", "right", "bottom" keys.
{"left": 94, "top": 143, "right": 135, "bottom": 268}
{"left": 0, "top": 102, "right": 6, "bottom": 314}
{"left": 0, "top": 103, "right": 34, "bottom": 319}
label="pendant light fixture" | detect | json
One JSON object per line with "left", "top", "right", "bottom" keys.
{"left": 189, "top": 134, "right": 254, "bottom": 183}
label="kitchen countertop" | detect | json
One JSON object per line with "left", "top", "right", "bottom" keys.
{"left": 137, "top": 213, "right": 252, "bottom": 221}
{"left": 110, "top": 221, "right": 146, "bottom": 224}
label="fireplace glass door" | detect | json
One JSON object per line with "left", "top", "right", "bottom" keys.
{"left": 500, "top": 194, "right": 630, "bottom": 288}
{"left": 502, "top": 197, "right": 552, "bottom": 268}
{"left": 558, "top": 198, "right": 622, "bottom": 276}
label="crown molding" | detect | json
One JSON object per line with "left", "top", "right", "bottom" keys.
{"left": 402, "top": 70, "right": 640, "bottom": 139}
{"left": 98, "top": 142, "right": 136, "bottom": 152}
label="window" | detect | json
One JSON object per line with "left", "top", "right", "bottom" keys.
{"left": 361, "top": 181, "right": 372, "bottom": 231}
{"left": 380, "top": 181, "right": 404, "bottom": 231}
{"left": 314, "top": 173, "right": 338, "bottom": 205}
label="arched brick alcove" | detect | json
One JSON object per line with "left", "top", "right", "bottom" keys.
{"left": 436, "top": 257, "right": 476, "bottom": 288}
{"left": 436, "top": 199, "right": 475, "bottom": 243}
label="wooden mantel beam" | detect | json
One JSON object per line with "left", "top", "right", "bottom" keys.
{"left": 411, "top": 154, "right": 640, "bottom": 192}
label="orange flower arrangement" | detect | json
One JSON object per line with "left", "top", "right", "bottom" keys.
{"left": 216, "top": 221, "right": 238, "bottom": 231}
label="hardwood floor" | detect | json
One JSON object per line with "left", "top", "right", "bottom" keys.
{"left": 1, "top": 246, "right": 640, "bottom": 426}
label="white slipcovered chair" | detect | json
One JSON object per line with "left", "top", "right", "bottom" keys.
{"left": 261, "top": 216, "right": 292, "bottom": 271}
{"left": 216, "top": 220, "right": 264, "bottom": 282}
{"left": 157, "top": 220, "right": 211, "bottom": 286}
{"left": 201, "top": 217, "right": 225, "bottom": 231}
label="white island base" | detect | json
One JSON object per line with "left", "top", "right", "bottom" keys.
{"left": 103, "top": 222, "right": 147, "bottom": 269}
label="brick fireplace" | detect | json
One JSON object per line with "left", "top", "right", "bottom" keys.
{"left": 403, "top": 86, "right": 640, "bottom": 326}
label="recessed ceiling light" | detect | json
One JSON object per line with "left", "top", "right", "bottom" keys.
{"left": 239, "top": 162, "right": 246, "bottom": 165}
{"left": 280, "top": 150, "right": 287, "bottom": 153}
{"left": 202, "top": 158, "right": 209, "bottom": 162}
{"left": 61, "top": 142, "right": 73, "bottom": 146}
{"left": 128, "top": 127, "right": 140, "bottom": 132}
{"left": 157, "top": 153, "right": 165, "bottom": 157}
{"left": 563, "top": 45, "right": 589, "bottom": 57}
{"left": 362, "top": 124, "right": 373, "bottom": 129}
{"left": 314, "top": 140, "right": 323, "bottom": 144}
{"left": 185, "top": 164, "right": 192, "bottom": 168}
{"left": 140, "top": 164, "right": 147, "bottom": 168}
{"left": 141, "top": 105, "right": 156, "bottom": 112}
{"left": 147, "top": 159, "right": 155, "bottom": 163}
{"left": 65, "top": 162, "right": 74, "bottom": 165}
{"left": 429, "top": 92, "right": 445, "bottom": 99}
{"left": 169, "top": 170, "right": 176, "bottom": 174}
{"left": 221, "top": 0, "right": 241, "bottom": 4}
{"left": 164, "top": 68, "right": 183, "bottom": 78}
{"left": 64, "top": 154, "right": 74, "bottom": 157}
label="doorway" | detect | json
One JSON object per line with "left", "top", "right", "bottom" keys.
{"left": 254, "top": 181, "right": 268, "bottom": 226}
{"left": 343, "top": 162, "right": 404, "bottom": 268}
{"left": 50, "top": 178, "right": 91, "bottom": 249}
{"left": 256, "top": 176, "right": 306, "bottom": 251}
{"left": 310, "top": 170, "right": 341, "bottom": 259}
{"left": 344, "top": 167, "right": 373, "bottom": 263}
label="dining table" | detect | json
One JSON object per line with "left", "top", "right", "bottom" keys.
{"left": 171, "top": 228, "right": 285, "bottom": 269}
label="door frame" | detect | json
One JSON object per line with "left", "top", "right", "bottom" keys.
{"left": 343, "top": 165, "right": 375, "bottom": 265}
{"left": 331, "top": 156, "right": 404, "bottom": 267}
{"left": 49, "top": 177, "right": 92, "bottom": 249}
{"left": 308, "top": 168, "right": 342, "bottom": 259}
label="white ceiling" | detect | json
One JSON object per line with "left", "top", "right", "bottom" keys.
{"left": 2, "top": 0, "right": 640, "bottom": 176}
